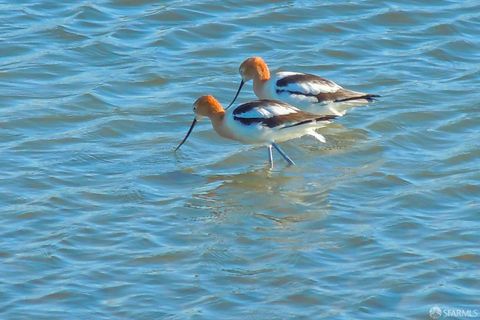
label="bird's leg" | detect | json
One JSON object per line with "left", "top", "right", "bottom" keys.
{"left": 272, "top": 143, "right": 295, "bottom": 166}
{"left": 267, "top": 145, "right": 273, "bottom": 169}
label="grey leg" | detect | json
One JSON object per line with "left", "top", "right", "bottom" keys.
{"left": 267, "top": 145, "right": 273, "bottom": 169}
{"left": 272, "top": 143, "right": 295, "bottom": 166}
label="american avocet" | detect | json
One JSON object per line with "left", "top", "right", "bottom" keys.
{"left": 175, "top": 95, "right": 337, "bottom": 168}
{"left": 227, "top": 56, "right": 379, "bottom": 115}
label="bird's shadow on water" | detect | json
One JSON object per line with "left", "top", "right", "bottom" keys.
{"left": 171, "top": 120, "right": 377, "bottom": 226}
{"left": 182, "top": 162, "right": 335, "bottom": 228}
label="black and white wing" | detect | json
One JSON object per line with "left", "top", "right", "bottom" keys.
{"left": 232, "top": 99, "right": 335, "bottom": 129}
{"left": 275, "top": 71, "right": 378, "bottom": 104}
{"left": 275, "top": 71, "right": 342, "bottom": 97}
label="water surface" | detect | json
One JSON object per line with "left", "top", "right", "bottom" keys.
{"left": 1, "top": 1, "right": 479, "bottom": 319}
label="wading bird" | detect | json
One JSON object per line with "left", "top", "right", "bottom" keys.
{"left": 175, "top": 95, "right": 337, "bottom": 168}
{"left": 228, "top": 56, "right": 379, "bottom": 115}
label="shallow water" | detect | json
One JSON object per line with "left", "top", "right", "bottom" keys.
{"left": 1, "top": 1, "right": 479, "bottom": 319}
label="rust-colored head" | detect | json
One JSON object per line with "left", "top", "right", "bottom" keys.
{"left": 239, "top": 56, "right": 270, "bottom": 81}
{"left": 175, "top": 95, "right": 225, "bottom": 151}
{"left": 193, "top": 95, "right": 224, "bottom": 119}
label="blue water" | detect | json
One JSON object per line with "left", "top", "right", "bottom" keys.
{"left": 1, "top": 1, "right": 479, "bottom": 319}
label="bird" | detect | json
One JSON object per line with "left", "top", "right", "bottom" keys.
{"left": 175, "top": 95, "right": 337, "bottom": 168}
{"left": 227, "top": 56, "right": 379, "bottom": 115}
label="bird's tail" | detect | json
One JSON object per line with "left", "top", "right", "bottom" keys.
{"left": 280, "top": 114, "right": 337, "bottom": 130}
{"left": 315, "top": 114, "right": 338, "bottom": 122}
{"left": 334, "top": 89, "right": 380, "bottom": 103}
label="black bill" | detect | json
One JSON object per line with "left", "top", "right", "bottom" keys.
{"left": 175, "top": 118, "right": 197, "bottom": 151}
{"left": 225, "top": 80, "right": 244, "bottom": 110}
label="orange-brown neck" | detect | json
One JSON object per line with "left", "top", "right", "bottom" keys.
{"left": 194, "top": 95, "right": 236, "bottom": 140}
{"left": 209, "top": 108, "right": 225, "bottom": 122}
{"left": 210, "top": 110, "right": 238, "bottom": 140}
{"left": 205, "top": 99, "right": 225, "bottom": 122}
{"left": 254, "top": 60, "right": 270, "bottom": 81}
{"left": 252, "top": 78, "right": 268, "bottom": 98}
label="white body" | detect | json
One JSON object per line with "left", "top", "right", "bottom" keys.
{"left": 254, "top": 71, "right": 371, "bottom": 116}
{"left": 216, "top": 100, "right": 331, "bottom": 146}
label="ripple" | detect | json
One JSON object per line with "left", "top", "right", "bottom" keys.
{"left": 1, "top": 0, "right": 479, "bottom": 318}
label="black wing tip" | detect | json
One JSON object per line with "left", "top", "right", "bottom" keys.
{"left": 363, "top": 93, "right": 381, "bottom": 101}
{"left": 334, "top": 93, "right": 381, "bottom": 103}
{"left": 280, "top": 114, "right": 337, "bottom": 130}
{"left": 315, "top": 114, "right": 338, "bottom": 122}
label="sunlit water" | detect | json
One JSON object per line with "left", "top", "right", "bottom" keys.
{"left": 1, "top": 1, "right": 479, "bottom": 319}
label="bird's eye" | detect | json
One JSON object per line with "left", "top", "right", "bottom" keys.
{"left": 193, "top": 106, "right": 197, "bottom": 112}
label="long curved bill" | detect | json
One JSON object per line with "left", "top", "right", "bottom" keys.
{"left": 175, "top": 118, "right": 197, "bottom": 151}
{"left": 225, "top": 80, "right": 244, "bottom": 110}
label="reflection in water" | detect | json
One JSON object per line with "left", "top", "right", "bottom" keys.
{"left": 188, "top": 169, "right": 332, "bottom": 227}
